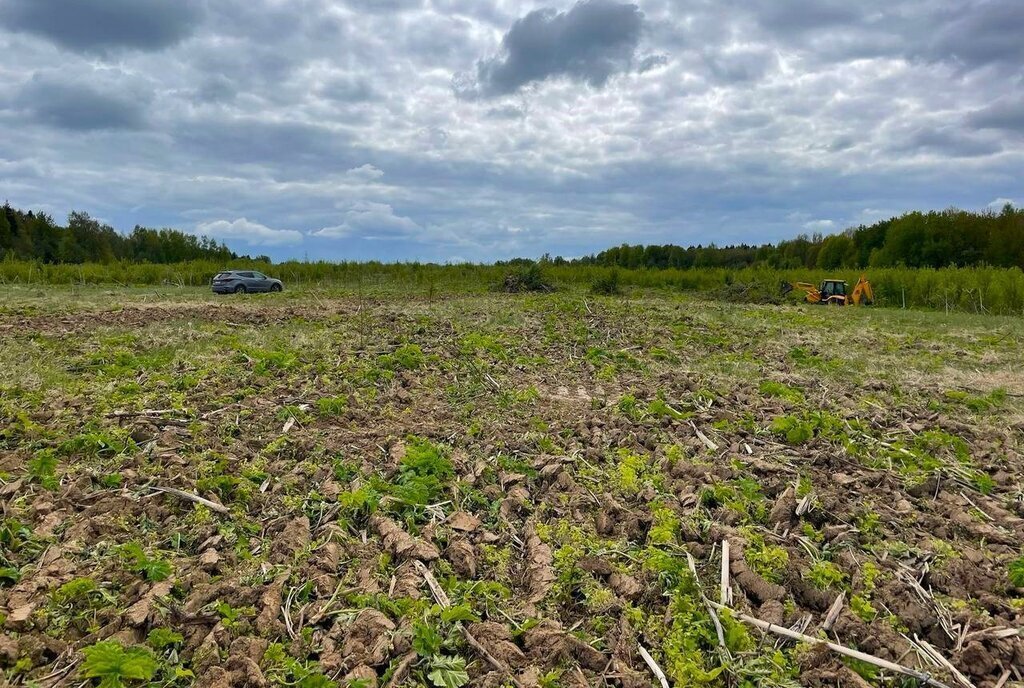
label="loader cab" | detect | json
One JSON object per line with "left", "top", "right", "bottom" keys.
{"left": 820, "top": 280, "right": 847, "bottom": 297}
{"left": 819, "top": 280, "right": 847, "bottom": 304}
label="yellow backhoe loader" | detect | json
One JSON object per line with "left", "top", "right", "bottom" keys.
{"left": 781, "top": 275, "right": 874, "bottom": 306}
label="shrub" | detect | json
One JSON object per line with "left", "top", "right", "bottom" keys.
{"left": 590, "top": 269, "right": 622, "bottom": 295}
{"left": 499, "top": 264, "right": 553, "bottom": 293}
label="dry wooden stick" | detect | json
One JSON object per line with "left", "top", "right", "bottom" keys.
{"left": 690, "top": 422, "right": 719, "bottom": 451}
{"left": 637, "top": 644, "right": 670, "bottom": 688}
{"left": 821, "top": 592, "right": 845, "bottom": 632}
{"left": 150, "top": 486, "right": 230, "bottom": 514}
{"left": 708, "top": 602, "right": 954, "bottom": 688}
{"left": 413, "top": 560, "right": 451, "bottom": 607}
{"left": 719, "top": 540, "right": 732, "bottom": 606}
{"left": 914, "top": 637, "right": 977, "bottom": 688}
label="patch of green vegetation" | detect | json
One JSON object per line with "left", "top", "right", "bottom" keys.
{"left": 758, "top": 380, "right": 803, "bottom": 403}
{"left": 379, "top": 343, "right": 426, "bottom": 371}
{"left": 81, "top": 640, "right": 159, "bottom": 687}
{"left": 806, "top": 560, "right": 846, "bottom": 590}
{"left": 590, "top": 270, "right": 622, "bottom": 296}
{"left": 460, "top": 332, "right": 508, "bottom": 360}
{"left": 58, "top": 425, "right": 136, "bottom": 459}
{"left": 850, "top": 595, "right": 877, "bottom": 621}
{"left": 315, "top": 395, "right": 348, "bottom": 416}
{"left": 146, "top": 628, "right": 184, "bottom": 650}
{"left": 615, "top": 449, "right": 657, "bottom": 493}
{"left": 27, "top": 449, "right": 59, "bottom": 489}
{"left": 699, "top": 477, "right": 768, "bottom": 524}
{"left": 118, "top": 542, "right": 172, "bottom": 582}
{"left": 374, "top": 436, "right": 455, "bottom": 519}
{"left": 943, "top": 388, "right": 1006, "bottom": 412}
{"left": 648, "top": 502, "right": 682, "bottom": 545}
{"left": 262, "top": 642, "right": 335, "bottom": 688}
{"left": 1009, "top": 555, "right": 1024, "bottom": 588}
{"left": 769, "top": 411, "right": 844, "bottom": 445}
{"left": 742, "top": 530, "right": 789, "bottom": 583}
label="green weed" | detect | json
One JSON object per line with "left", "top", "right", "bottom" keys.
{"left": 1009, "top": 556, "right": 1024, "bottom": 588}
{"left": 118, "top": 542, "right": 172, "bottom": 582}
{"left": 81, "top": 640, "right": 159, "bottom": 687}
{"left": 807, "top": 560, "right": 846, "bottom": 590}
{"left": 743, "top": 531, "right": 789, "bottom": 583}
{"left": 758, "top": 381, "right": 803, "bottom": 403}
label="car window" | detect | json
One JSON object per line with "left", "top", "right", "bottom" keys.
{"left": 239, "top": 272, "right": 254, "bottom": 278}
{"left": 253, "top": 272, "right": 266, "bottom": 279}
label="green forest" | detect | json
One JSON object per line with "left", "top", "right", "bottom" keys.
{"left": 4, "top": 202, "right": 1023, "bottom": 272}
{"left": 577, "top": 205, "right": 1024, "bottom": 271}
{"left": 1, "top": 204, "right": 236, "bottom": 264}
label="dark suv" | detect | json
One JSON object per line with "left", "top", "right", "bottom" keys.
{"left": 211, "top": 270, "right": 284, "bottom": 294}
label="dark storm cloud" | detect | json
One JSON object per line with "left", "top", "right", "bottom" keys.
{"left": 0, "top": 0, "right": 203, "bottom": 53}
{"left": 461, "top": 0, "right": 645, "bottom": 98}
{"left": 15, "top": 72, "right": 150, "bottom": 131}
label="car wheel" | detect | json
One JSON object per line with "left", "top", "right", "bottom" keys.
{"left": 234, "top": 284, "right": 247, "bottom": 294}
{"left": 270, "top": 283, "right": 282, "bottom": 292}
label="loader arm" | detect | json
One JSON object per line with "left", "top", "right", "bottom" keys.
{"left": 781, "top": 281, "right": 822, "bottom": 304}
{"left": 849, "top": 275, "right": 874, "bottom": 306}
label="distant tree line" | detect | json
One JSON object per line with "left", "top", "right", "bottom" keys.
{"left": 1, "top": 204, "right": 237, "bottom": 264}
{"left": 571, "top": 206, "right": 1024, "bottom": 271}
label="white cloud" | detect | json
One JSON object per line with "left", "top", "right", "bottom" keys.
{"left": 802, "top": 219, "right": 836, "bottom": 232}
{"left": 346, "top": 164, "right": 384, "bottom": 182}
{"left": 313, "top": 202, "right": 421, "bottom": 240}
{"left": 988, "top": 197, "right": 1017, "bottom": 209}
{"left": 196, "top": 218, "right": 303, "bottom": 246}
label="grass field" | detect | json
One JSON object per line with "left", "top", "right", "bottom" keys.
{"left": 1, "top": 287, "right": 1023, "bottom": 687}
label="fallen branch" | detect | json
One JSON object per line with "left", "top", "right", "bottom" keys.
{"left": 708, "top": 601, "right": 954, "bottom": 688}
{"left": 150, "top": 486, "right": 230, "bottom": 515}
{"left": 637, "top": 644, "right": 670, "bottom": 688}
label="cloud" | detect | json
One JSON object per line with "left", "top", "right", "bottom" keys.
{"left": 196, "top": 218, "right": 304, "bottom": 246}
{"left": 346, "top": 164, "right": 385, "bottom": 182}
{"left": 460, "top": 0, "right": 645, "bottom": 98}
{"left": 988, "top": 198, "right": 1017, "bottom": 209}
{"left": 893, "top": 127, "right": 1002, "bottom": 158}
{"left": 15, "top": 71, "right": 152, "bottom": 131}
{"left": 1, "top": 0, "right": 1022, "bottom": 263}
{"left": 313, "top": 203, "right": 421, "bottom": 240}
{"left": 1, "top": 0, "right": 203, "bottom": 53}
{"left": 967, "top": 98, "right": 1024, "bottom": 134}
{"left": 925, "top": 1, "right": 1024, "bottom": 70}
{"left": 803, "top": 219, "right": 836, "bottom": 232}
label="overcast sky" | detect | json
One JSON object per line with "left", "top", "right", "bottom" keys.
{"left": 1, "top": 0, "right": 1022, "bottom": 262}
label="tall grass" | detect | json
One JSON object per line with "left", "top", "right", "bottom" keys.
{"left": 1, "top": 258, "right": 1022, "bottom": 315}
